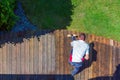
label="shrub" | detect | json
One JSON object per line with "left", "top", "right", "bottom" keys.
{"left": 0, "top": 0, "right": 17, "bottom": 31}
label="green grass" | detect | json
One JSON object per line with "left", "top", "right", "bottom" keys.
{"left": 20, "top": 0, "right": 120, "bottom": 41}
{"left": 68, "top": 0, "right": 120, "bottom": 41}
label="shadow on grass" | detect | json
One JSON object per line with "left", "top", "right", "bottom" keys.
{"left": 0, "top": 0, "right": 74, "bottom": 47}
{"left": 20, "top": 0, "right": 74, "bottom": 29}
{"left": 0, "top": 74, "right": 74, "bottom": 80}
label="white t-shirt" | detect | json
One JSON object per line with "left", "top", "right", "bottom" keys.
{"left": 71, "top": 40, "right": 89, "bottom": 62}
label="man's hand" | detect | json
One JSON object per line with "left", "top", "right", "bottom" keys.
{"left": 84, "top": 54, "right": 89, "bottom": 60}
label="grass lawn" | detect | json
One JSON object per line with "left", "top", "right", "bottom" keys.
{"left": 68, "top": 0, "right": 120, "bottom": 41}
{"left": 20, "top": 0, "right": 120, "bottom": 41}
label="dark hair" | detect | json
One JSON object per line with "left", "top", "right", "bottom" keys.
{"left": 79, "top": 33, "right": 86, "bottom": 40}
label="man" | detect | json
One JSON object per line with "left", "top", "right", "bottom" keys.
{"left": 67, "top": 33, "right": 89, "bottom": 76}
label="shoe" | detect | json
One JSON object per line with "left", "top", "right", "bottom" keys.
{"left": 67, "top": 34, "right": 77, "bottom": 37}
{"left": 67, "top": 34, "right": 72, "bottom": 37}
{"left": 72, "top": 34, "right": 77, "bottom": 37}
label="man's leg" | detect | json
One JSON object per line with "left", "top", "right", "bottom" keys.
{"left": 71, "top": 62, "right": 82, "bottom": 76}
{"left": 71, "top": 66, "right": 80, "bottom": 76}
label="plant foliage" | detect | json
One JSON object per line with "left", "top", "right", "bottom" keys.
{"left": 0, "top": 0, "right": 17, "bottom": 31}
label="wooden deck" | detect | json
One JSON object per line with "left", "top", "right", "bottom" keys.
{"left": 0, "top": 30, "right": 120, "bottom": 80}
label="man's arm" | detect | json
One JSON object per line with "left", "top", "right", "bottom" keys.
{"left": 84, "top": 45, "right": 89, "bottom": 60}
{"left": 67, "top": 34, "right": 77, "bottom": 47}
{"left": 84, "top": 54, "right": 89, "bottom": 60}
{"left": 67, "top": 34, "right": 77, "bottom": 41}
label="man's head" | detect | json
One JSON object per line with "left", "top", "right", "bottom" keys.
{"left": 79, "top": 33, "right": 86, "bottom": 41}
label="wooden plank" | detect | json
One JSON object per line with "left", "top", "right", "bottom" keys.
{"left": 79, "top": 65, "right": 85, "bottom": 80}
{"left": 51, "top": 34, "right": 56, "bottom": 74}
{"left": 47, "top": 34, "right": 51, "bottom": 74}
{"left": 113, "top": 41, "right": 117, "bottom": 80}
{"left": 93, "top": 35, "right": 99, "bottom": 78}
{"left": 44, "top": 31, "right": 48, "bottom": 74}
{"left": 45, "top": 32, "right": 49, "bottom": 74}
{"left": 5, "top": 33, "right": 9, "bottom": 73}
{"left": 116, "top": 42, "right": 119, "bottom": 66}
{"left": 115, "top": 42, "right": 120, "bottom": 80}
{"left": 117, "top": 42, "right": 120, "bottom": 80}
{"left": 0, "top": 33, "right": 3, "bottom": 74}
{"left": 84, "top": 33, "right": 89, "bottom": 80}
{"left": 102, "top": 37, "right": 106, "bottom": 76}
{"left": 106, "top": 39, "right": 111, "bottom": 77}
{"left": 29, "top": 36, "right": 34, "bottom": 74}
{"left": 7, "top": 33, "right": 12, "bottom": 74}
{"left": 90, "top": 34, "right": 94, "bottom": 78}
{"left": 2, "top": 37, "right": 7, "bottom": 74}
{"left": 108, "top": 39, "right": 111, "bottom": 77}
{"left": 103, "top": 37, "right": 108, "bottom": 76}
{"left": 88, "top": 34, "right": 93, "bottom": 79}
{"left": 100, "top": 37, "right": 105, "bottom": 76}
{"left": 112, "top": 41, "right": 117, "bottom": 80}
{"left": 54, "top": 30, "right": 60, "bottom": 74}
{"left": 84, "top": 33, "right": 90, "bottom": 80}
{"left": 62, "top": 30, "right": 65, "bottom": 74}
{"left": 9, "top": 33, "right": 14, "bottom": 74}
{"left": 60, "top": 30, "right": 64, "bottom": 74}
{"left": 66, "top": 30, "right": 72, "bottom": 75}
{"left": 45, "top": 33, "right": 49, "bottom": 74}
{"left": 59, "top": 29, "right": 62, "bottom": 74}
{"left": 109, "top": 39, "right": 113, "bottom": 76}
{"left": 38, "top": 33, "right": 43, "bottom": 74}
{"left": 62, "top": 30, "right": 69, "bottom": 80}
{"left": 115, "top": 41, "right": 119, "bottom": 75}
{"left": 47, "top": 33, "right": 56, "bottom": 74}
{"left": 118, "top": 42, "right": 120, "bottom": 66}
{"left": 63, "top": 30, "right": 69, "bottom": 74}
{"left": 24, "top": 38, "right": 30, "bottom": 74}
{"left": 64, "top": 30, "right": 70, "bottom": 80}
{"left": 98, "top": 36, "right": 103, "bottom": 77}
{"left": 42, "top": 30, "right": 46, "bottom": 74}
{"left": 10, "top": 33, "right": 19, "bottom": 74}
{"left": 8, "top": 33, "right": 13, "bottom": 74}
{"left": 66, "top": 30, "right": 72, "bottom": 74}
{"left": 16, "top": 42, "right": 21, "bottom": 74}
{"left": 86, "top": 34, "right": 92, "bottom": 79}
{"left": 99, "top": 36, "right": 103, "bottom": 77}
{"left": 20, "top": 38, "right": 25, "bottom": 74}
{"left": 27, "top": 38, "right": 30, "bottom": 74}
{"left": 112, "top": 41, "right": 117, "bottom": 75}
{"left": 41, "top": 31, "right": 45, "bottom": 74}
{"left": 11, "top": 41, "right": 17, "bottom": 74}
{"left": 33, "top": 36, "right": 39, "bottom": 74}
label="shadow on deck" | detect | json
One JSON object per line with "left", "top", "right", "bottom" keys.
{"left": 0, "top": 74, "right": 74, "bottom": 80}
{"left": 89, "top": 64, "right": 120, "bottom": 80}
{"left": 0, "top": 30, "right": 53, "bottom": 48}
